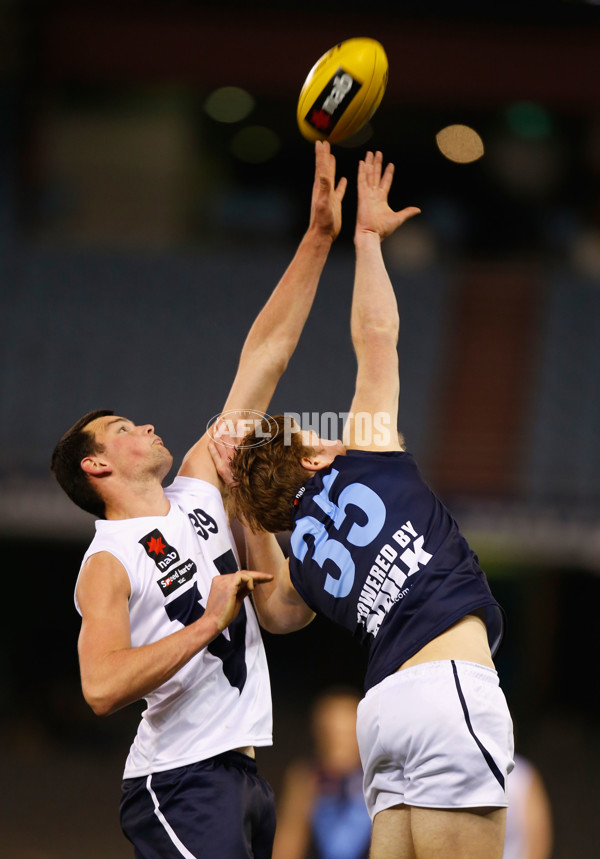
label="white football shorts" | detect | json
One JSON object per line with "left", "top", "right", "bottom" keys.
{"left": 357, "top": 660, "right": 514, "bottom": 820}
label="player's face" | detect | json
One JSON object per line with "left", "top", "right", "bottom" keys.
{"left": 86, "top": 415, "right": 173, "bottom": 479}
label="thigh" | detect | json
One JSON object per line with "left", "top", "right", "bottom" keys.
{"left": 410, "top": 805, "right": 506, "bottom": 859}
{"left": 120, "top": 754, "right": 276, "bottom": 859}
{"left": 368, "top": 794, "right": 507, "bottom": 859}
{"left": 370, "top": 805, "right": 416, "bottom": 859}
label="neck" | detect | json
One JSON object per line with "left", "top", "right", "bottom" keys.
{"left": 103, "top": 477, "right": 170, "bottom": 520}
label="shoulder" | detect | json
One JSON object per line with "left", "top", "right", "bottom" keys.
{"left": 177, "top": 432, "right": 221, "bottom": 487}
{"left": 79, "top": 550, "right": 129, "bottom": 584}
{"left": 333, "top": 448, "right": 416, "bottom": 478}
{"left": 166, "top": 474, "right": 224, "bottom": 504}
{"left": 80, "top": 519, "right": 145, "bottom": 582}
{"left": 344, "top": 448, "right": 412, "bottom": 462}
{"left": 76, "top": 550, "right": 131, "bottom": 615}
{"left": 165, "top": 476, "right": 228, "bottom": 524}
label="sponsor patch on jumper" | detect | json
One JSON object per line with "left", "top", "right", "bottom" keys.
{"left": 139, "top": 529, "right": 180, "bottom": 572}
{"left": 157, "top": 559, "right": 197, "bottom": 596}
{"left": 356, "top": 520, "right": 433, "bottom": 637}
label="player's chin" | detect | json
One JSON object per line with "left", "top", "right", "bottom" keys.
{"left": 157, "top": 448, "right": 174, "bottom": 470}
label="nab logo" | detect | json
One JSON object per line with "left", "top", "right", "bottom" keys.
{"left": 139, "top": 529, "right": 180, "bottom": 572}
{"left": 305, "top": 68, "right": 361, "bottom": 134}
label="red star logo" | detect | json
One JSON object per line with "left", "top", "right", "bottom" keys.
{"left": 147, "top": 535, "right": 166, "bottom": 555}
{"left": 310, "top": 109, "right": 332, "bottom": 131}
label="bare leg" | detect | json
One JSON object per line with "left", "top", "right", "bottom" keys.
{"left": 411, "top": 806, "right": 506, "bottom": 859}
{"left": 369, "top": 805, "right": 506, "bottom": 859}
{"left": 369, "top": 805, "right": 416, "bottom": 859}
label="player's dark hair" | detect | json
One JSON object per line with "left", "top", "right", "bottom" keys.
{"left": 50, "top": 409, "right": 114, "bottom": 518}
{"left": 230, "top": 414, "right": 315, "bottom": 533}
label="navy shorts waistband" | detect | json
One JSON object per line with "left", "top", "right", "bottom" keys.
{"left": 211, "top": 750, "right": 258, "bottom": 774}
{"left": 123, "top": 750, "right": 258, "bottom": 784}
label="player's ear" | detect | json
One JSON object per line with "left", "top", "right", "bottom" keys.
{"left": 300, "top": 451, "right": 330, "bottom": 472}
{"left": 81, "top": 455, "right": 112, "bottom": 477}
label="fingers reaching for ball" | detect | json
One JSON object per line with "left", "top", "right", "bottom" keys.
{"left": 309, "top": 139, "right": 346, "bottom": 240}
{"left": 355, "top": 150, "right": 420, "bottom": 241}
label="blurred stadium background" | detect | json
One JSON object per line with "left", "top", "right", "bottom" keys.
{"left": 1, "top": 1, "right": 599, "bottom": 856}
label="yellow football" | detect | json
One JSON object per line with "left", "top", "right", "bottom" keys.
{"left": 297, "top": 37, "right": 388, "bottom": 144}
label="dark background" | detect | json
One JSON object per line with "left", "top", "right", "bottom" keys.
{"left": 1, "top": 1, "right": 600, "bottom": 856}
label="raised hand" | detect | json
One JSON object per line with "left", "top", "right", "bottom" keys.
{"left": 309, "top": 139, "right": 348, "bottom": 241}
{"left": 207, "top": 416, "right": 246, "bottom": 488}
{"left": 355, "top": 150, "right": 420, "bottom": 241}
{"left": 208, "top": 436, "right": 236, "bottom": 488}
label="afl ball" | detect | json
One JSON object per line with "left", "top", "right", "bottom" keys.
{"left": 297, "top": 37, "right": 388, "bottom": 144}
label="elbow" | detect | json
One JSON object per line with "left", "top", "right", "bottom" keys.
{"left": 259, "top": 609, "right": 316, "bottom": 635}
{"left": 353, "top": 326, "right": 399, "bottom": 357}
{"left": 271, "top": 354, "right": 289, "bottom": 379}
{"left": 255, "top": 612, "right": 283, "bottom": 635}
{"left": 259, "top": 617, "right": 290, "bottom": 635}
{"left": 265, "top": 342, "right": 290, "bottom": 378}
{"left": 82, "top": 682, "right": 122, "bottom": 718}
{"left": 360, "top": 301, "right": 399, "bottom": 334}
{"left": 85, "top": 697, "right": 114, "bottom": 718}
{"left": 256, "top": 338, "right": 292, "bottom": 377}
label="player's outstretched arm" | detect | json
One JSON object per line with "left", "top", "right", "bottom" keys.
{"left": 179, "top": 140, "right": 346, "bottom": 484}
{"left": 344, "top": 151, "right": 420, "bottom": 452}
{"left": 76, "top": 551, "right": 272, "bottom": 716}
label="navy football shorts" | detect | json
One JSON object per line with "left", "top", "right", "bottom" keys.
{"left": 120, "top": 751, "right": 276, "bottom": 859}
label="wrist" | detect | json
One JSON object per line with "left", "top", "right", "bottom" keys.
{"left": 194, "top": 612, "right": 222, "bottom": 645}
{"left": 354, "top": 228, "right": 383, "bottom": 248}
{"left": 304, "top": 225, "right": 336, "bottom": 250}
